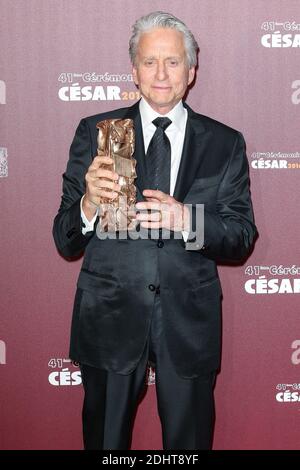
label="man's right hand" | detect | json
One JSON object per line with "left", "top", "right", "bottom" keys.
{"left": 82, "top": 155, "right": 120, "bottom": 221}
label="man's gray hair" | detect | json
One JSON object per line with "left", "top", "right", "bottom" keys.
{"left": 129, "top": 11, "right": 199, "bottom": 68}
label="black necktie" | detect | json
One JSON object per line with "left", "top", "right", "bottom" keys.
{"left": 146, "top": 117, "right": 172, "bottom": 194}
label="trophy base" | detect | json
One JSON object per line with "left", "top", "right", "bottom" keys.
{"left": 98, "top": 198, "right": 138, "bottom": 232}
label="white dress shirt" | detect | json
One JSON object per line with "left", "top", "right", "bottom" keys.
{"left": 81, "top": 97, "right": 188, "bottom": 237}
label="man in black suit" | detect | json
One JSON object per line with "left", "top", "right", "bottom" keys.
{"left": 53, "top": 11, "right": 257, "bottom": 450}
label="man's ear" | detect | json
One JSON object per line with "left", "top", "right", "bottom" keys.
{"left": 188, "top": 67, "right": 195, "bottom": 86}
{"left": 132, "top": 66, "right": 139, "bottom": 86}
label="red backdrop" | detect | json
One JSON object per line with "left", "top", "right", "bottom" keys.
{"left": 1, "top": 0, "right": 300, "bottom": 450}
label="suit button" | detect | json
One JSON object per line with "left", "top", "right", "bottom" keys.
{"left": 157, "top": 240, "right": 164, "bottom": 248}
{"left": 148, "top": 284, "right": 156, "bottom": 292}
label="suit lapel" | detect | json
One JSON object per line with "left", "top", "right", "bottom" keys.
{"left": 124, "top": 101, "right": 213, "bottom": 203}
{"left": 173, "top": 104, "right": 213, "bottom": 202}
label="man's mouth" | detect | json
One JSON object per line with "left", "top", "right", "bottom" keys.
{"left": 152, "top": 86, "right": 171, "bottom": 91}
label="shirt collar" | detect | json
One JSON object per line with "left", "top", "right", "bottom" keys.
{"left": 139, "top": 97, "right": 186, "bottom": 132}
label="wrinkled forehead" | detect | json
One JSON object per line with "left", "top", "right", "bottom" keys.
{"left": 136, "top": 27, "right": 187, "bottom": 58}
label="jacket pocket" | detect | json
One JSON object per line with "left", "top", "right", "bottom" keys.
{"left": 77, "top": 268, "right": 120, "bottom": 296}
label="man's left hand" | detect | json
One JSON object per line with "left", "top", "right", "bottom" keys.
{"left": 135, "top": 189, "right": 190, "bottom": 232}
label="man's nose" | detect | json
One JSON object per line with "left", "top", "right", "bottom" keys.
{"left": 155, "top": 62, "right": 168, "bottom": 80}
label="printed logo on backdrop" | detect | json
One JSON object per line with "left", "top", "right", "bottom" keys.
{"left": 48, "top": 358, "right": 81, "bottom": 386}
{"left": 147, "top": 365, "right": 156, "bottom": 385}
{"left": 58, "top": 72, "right": 140, "bottom": 102}
{"left": 47, "top": 357, "right": 156, "bottom": 386}
{"left": 250, "top": 151, "right": 300, "bottom": 170}
{"left": 0, "top": 80, "right": 6, "bottom": 104}
{"left": 276, "top": 383, "right": 300, "bottom": 402}
{"left": 244, "top": 265, "right": 300, "bottom": 294}
{"left": 291, "top": 80, "right": 300, "bottom": 104}
{"left": 275, "top": 341, "right": 300, "bottom": 403}
{"left": 291, "top": 340, "right": 300, "bottom": 365}
{"left": 0, "top": 148, "right": 8, "bottom": 178}
{"left": 261, "top": 21, "right": 300, "bottom": 48}
{"left": 0, "top": 340, "right": 6, "bottom": 364}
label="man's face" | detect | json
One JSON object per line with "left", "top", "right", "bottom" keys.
{"left": 132, "top": 28, "right": 195, "bottom": 114}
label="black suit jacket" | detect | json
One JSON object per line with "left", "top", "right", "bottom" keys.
{"left": 53, "top": 101, "right": 257, "bottom": 378}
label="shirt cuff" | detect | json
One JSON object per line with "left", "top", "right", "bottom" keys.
{"left": 181, "top": 230, "right": 190, "bottom": 242}
{"left": 80, "top": 196, "right": 99, "bottom": 235}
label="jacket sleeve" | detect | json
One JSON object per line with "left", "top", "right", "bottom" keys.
{"left": 52, "top": 119, "right": 97, "bottom": 258}
{"left": 186, "top": 132, "right": 257, "bottom": 261}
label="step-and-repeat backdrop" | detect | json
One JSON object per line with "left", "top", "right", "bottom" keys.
{"left": 0, "top": 0, "right": 299, "bottom": 450}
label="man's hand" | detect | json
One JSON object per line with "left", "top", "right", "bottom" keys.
{"left": 135, "top": 189, "right": 190, "bottom": 232}
{"left": 82, "top": 155, "right": 120, "bottom": 221}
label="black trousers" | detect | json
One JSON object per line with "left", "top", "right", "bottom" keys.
{"left": 80, "top": 293, "right": 216, "bottom": 450}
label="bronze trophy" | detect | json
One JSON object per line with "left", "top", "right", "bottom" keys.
{"left": 96, "top": 118, "right": 137, "bottom": 231}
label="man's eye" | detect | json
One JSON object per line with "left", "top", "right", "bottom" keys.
{"left": 167, "top": 60, "right": 179, "bottom": 66}
{"left": 145, "top": 60, "right": 154, "bottom": 66}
